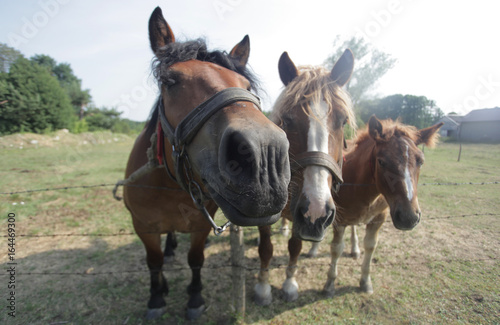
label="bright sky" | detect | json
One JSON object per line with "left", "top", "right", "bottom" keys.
{"left": 1, "top": 0, "right": 499, "bottom": 121}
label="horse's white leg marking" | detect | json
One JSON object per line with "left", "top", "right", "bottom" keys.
{"left": 403, "top": 143, "right": 414, "bottom": 201}
{"left": 323, "top": 225, "right": 345, "bottom": 297}
{"left": 350, "top": 225, "right": 361, "bottom": 259}
{"left": 302, "top": 99, "right": 334, "bottom": 223}
{"left": 254, "top": 268, "right": 272, "bottom": 305}
{"left": 282, "top": 265, "right": 299, "bottom": 302}
{"left": 307, "top": 242, "right": 320, "bottom": 257}
{"left": 360, "top": 216, "right": 385, "bottom": 294}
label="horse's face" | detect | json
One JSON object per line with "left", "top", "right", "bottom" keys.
{"left": 369, "top": 116, "right": 443, "bottom": 230}
{"left": 277, "top": 51, "right": 354, "bottom": 241}
{"left": 150, "top": 10, "right": 290, "bottom": 226}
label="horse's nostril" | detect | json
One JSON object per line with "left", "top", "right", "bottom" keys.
{"left": 220, "top": 130, "right": 257, "bottom": 180}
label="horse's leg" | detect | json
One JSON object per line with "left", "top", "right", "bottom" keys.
{"left": 186, "top": 229, "right": 210, "bottom": 320}
{"left": 163, "top": 232, "right": 178, "bottom": 263}
{"left": 323, "top": 225, "right": 346, "bottom": 297}
{"left": 282, "top": 234, "right": 302, "bottom": 302}
{"left": 360, "top": 213, "right": 385, "bottom": 294}
{"left": 306, "top": 242, "right": 320, "bottom": 258}
{"left": 137, "top": 232, "right": 168, "bottom": 319}
{"left": 350, "top": 225, "right": 361, "bottom": 259}
{"left": 254, "top": 225, "right": 273, "bottom": 306}
{"left": 280, "top": 218, "right": 290, "bottom": 237}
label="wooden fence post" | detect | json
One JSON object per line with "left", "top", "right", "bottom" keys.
{"left": 230, "top": 224, "right": 245, "bottom": 319}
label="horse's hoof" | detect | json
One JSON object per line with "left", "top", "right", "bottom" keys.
{"left": 254, "top": 283, "right": 272, "bottom": 306}
{"left": 186, "top": 305, "right": 205, "bottom": 320}
{"left": 351, "top": 251, "right": 361, "bottom": 259}
{"left": 360, "top": 279, "right": 373, "bottom": 294}
{"left": 282, "top": 289, "right": 298, "bottom": 302}
{"left": 323, "top": 279, "right": 336, "bottom": 298}
{"left": 146, "top": 307, "right": 166, "bottom": 320}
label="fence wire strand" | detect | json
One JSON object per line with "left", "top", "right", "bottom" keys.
{"left": 1, "top": 181, "right": 499, "bottom": 196}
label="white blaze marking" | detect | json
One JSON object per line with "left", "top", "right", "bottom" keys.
{"left": 403, "top": 144, "right": 414, "bottom": 201}
{"left": 302, "top": 99, "right": 333, "bottom": 222}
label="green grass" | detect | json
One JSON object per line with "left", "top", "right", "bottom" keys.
{"left": 0, "top": 136, "right": 499, "bottom": 324}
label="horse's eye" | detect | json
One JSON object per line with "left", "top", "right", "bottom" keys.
{"left": 342, "top": 118, "right": 348, "bottom": 126}
{"left": 377, "top": 158, "right": 386, "bottom": 168}
{"left": 416, "top": 157, "right": 424, "bottom": 167}
{"left": 163, "top": 78, "right": 177, "bottom": 88}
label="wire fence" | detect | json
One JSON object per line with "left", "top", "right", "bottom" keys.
{"left": 1, "top": 180, "right": 499, "bottom": 277}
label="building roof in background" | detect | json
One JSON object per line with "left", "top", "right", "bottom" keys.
{"left": 462, "top": 107, "right": 500, "bottom": 123}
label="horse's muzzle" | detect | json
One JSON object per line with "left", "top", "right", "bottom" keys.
{"left": 391, "top": 208, "right": 421, "bottom": 230}
{"left": 204, "top": 125, "right": 291, "bottom": 226}
{"left": 292, "top": 200, "right": 335, "bottom": 242}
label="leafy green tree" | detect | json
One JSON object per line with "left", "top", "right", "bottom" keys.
{"left": 0, "top": 57, "right": 74, "bottom": 134}
{"left": 0, "top": 43, "right": 22, "bottom": 73}
{"left": 324, "top": 37, "right": 396, "bottom": 107}
{"left": 358, "top": 94, "right": 444, "bottom": 129}
{"left": 31, "top": 54, "right": 91, "bottom": 118}
{"left": 84, "top": 106, "right": 121, "bottom": 131}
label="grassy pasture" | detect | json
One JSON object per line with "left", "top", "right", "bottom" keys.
{"left": 0, "top": 132, "right": 499, "bottom": 324}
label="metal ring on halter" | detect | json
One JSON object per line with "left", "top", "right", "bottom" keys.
{"left": 187, "top": 179, "right": 231, "bottom": 236}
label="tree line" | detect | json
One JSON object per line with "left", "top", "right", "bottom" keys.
{"left": 0, "top": 43, "right": 143, "bottom": 136}
{"left": 325, "top": 37, "right": 444, "bottom": 130}
{"left": 0, "top": 38, "right": 444, "bottom": 136}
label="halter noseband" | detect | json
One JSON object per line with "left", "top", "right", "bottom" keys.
{"left": 157, "top": 87, "right": 262, "bottom": 235}
{"left": 290, "top": 150, "right": 344, "bottom": 193}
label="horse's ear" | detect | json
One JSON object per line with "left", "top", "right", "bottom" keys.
{"left": 416, "top": 122, "right": 444, "bottom": 147}
{"left": 229, "top": 35, "right": 250, "bottom": 67}
{"left": 330, "top": 49, "right": 354, "bottom": 87}
{"left": 368, "top": 115, "right": 384, "bottom": 142}
{"left": 148, "top": 7, "right": 175, "bottom": 55}
{"left": 278, "top": 52, "right": 299, "bottom": 86}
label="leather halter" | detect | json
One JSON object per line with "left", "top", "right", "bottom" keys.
{"left": 290, "top": 150, "right": 344, "bottom": 193}
{"left": 157, "top": 87, "right": 262, "bottom": 234}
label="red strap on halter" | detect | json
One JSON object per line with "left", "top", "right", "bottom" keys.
{"left": 157, "top": 120, "right": 164, "bottom": 165}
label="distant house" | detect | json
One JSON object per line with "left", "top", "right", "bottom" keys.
{"left": 458, "top": 107, "right": 500, "bottom": 143}
{"left": 437, "top": 114, "right": 463, "bottom": 139}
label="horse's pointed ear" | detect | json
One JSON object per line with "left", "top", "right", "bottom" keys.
{"left": 368, "top": 115, "right": 384, "bottom": 142}
{"left": 278, "top": 51, "right": 299, "bottom": 86}
{"left": 149, "top": 7, "right": 175, "bottom": 55}
{"left": 330, "top": 48, "right": 354, "bottom": 86}
{"left": 230, "top": 35, "right": 250, "bottom": 67}
{"left": 416, "top": 122, "right": 444, "bottom": 147}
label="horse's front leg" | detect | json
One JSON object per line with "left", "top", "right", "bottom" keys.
{"left": 254, "top": 225, "right": 273, "bottom": 305}
{"left": 350, "top": 225, "right": 361, "bottom": 259}
{"left": 186, "top": 229, "right": 210, "bottom": 320}
{"left": 136, "top": 231, "right": 168, "bottom": 320}
{"left": 360, "top": 212, "right": 386, "bottom": 294}
{"left": 282, "top": 234, "right": 302, "bottom": 302}
{"left": 323, "top": 225, "right": 345, "bottom": 297}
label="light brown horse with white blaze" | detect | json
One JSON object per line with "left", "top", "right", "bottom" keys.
{"left": 322, "top": 116, "right": 443, "bottom": 296}
{"left": 122, "top": 7, "right": 291, "bottom": 319}
{"left": 254, "top": 50, "right": 355, "bottom": 305}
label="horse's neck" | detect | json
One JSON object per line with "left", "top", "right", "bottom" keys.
{"left": 344, "top": 140, "right": 380, "bottom": 200}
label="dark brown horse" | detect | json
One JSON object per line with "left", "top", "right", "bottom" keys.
{"left": 254, "top": 50, "right": 355, "bottom": 304}
{"left": 122, "top": 7, "right": 290, "bottom": 319}
{"left": 322, "top": 116, "right": 443, "bottom": 296}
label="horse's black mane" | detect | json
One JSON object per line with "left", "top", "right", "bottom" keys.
{"left": 146, "top": 39, "right": 260, "bottom": 135}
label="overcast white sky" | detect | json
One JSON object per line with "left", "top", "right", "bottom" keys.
{"left": 1, "top": 0, "right": 499, "bottom": 121}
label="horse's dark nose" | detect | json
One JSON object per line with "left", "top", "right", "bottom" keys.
{"left": 392, "top": 208, "right": 421, "bottom": 230}
{"left": 217, "top": 126, "right": 290, "bottom": 218}
{"left": 294, "top": 200, "right": 335, "bottom": 242}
